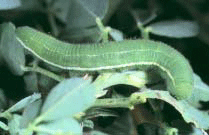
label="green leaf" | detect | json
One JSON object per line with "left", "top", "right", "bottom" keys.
{"left": 179, "top": 100, "right": 209, "bottom": 130}
{"left": 149, "top": 19, "right": 199, "bottom": 38}
{"left": 190, "top": 126, "right": 207, "bottom": 135}
{"left": 39, "top": 78, "right": 96, "bottom": 121}
{"left": 0, "top": 121, "right": 9, "bottom": 130}
{"left": 187, "top": 74, "right": 209, "bottom": 108}
{"left": 46, "top": 0, "right": 71, "bottom": 23}
{"left": 59, "top": 26, "right": 101, "bottom": 43}
{"left": 20, "top": 99, "right": 42, "bottom": 129}
{"left": 77, "top": 0, "right": 108, "bottom": 18}
{"left": 36, "top": 118, "right": 82, "bottom": 135}
{"left": 109, "top": 28, "right": 124, "bottom": 41}
{"left": 7, "top": 93, "right": 41, "bottom": 113}
{"left": 132, "top": 90, "right": 209, "bottom": 129}
{"left": 131, "top": 9, "right": 157, "bottom": 25}
{"left": 0, "top": 22, "right": 25, "bottom": 76}
{"left": 66, "top": 0, "right": 109, "bottom": 28}
{"left": 8, "top": 114, "right": 22, "bottom": 134}
{"left": 37, "top": 74, "right": 57, "bottom": 93}
{"left": 93, "top": 71, "right": 147, "bottom": 97}
{"left": 18, "top": 0, "right": 43, "bottom": 11}
{"left": 47, "top": 0, "right": 108, "bottom": 26}
{"left": 56, "top": 0, "right": 109, "bottom": 43}
{"left": 0, "top": 0, "right": 21, "bottom": 10}
{"left": 23, "top": 72, "right": 39, "bottom": 93}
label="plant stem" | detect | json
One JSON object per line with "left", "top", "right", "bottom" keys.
{"left": 96, "top": 17, "right": 111, "bottom": 43}
{"left": 137, "top": 23, "right": 150, "bottom": 39}
{"left": 22, "top": 66, "right": 65, "bottom": 82}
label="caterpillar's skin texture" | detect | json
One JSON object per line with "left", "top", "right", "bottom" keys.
{"left": 15, "top": 27, "right": 193, "bottom": 100}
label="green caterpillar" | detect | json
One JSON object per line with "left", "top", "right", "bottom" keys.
{"left": 15, "top": 26, "right": 193, "bottom": 100}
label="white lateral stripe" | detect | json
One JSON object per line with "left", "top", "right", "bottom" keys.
{"left": 17, "top": 37, "right": 175, "bottom": 87}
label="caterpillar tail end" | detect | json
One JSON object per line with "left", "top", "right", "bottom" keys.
{"left": 172, "top": 83, "right": 193, "bottom": 100}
